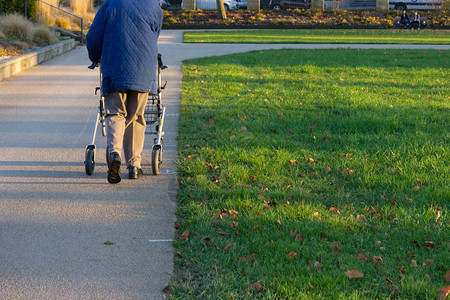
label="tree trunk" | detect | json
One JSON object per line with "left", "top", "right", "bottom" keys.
{"left": 216, "top": 0, "right": 227, "bottom": 20}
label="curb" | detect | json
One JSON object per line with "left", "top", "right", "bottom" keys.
{"left": 0, "top": 39, "right": 76, "bottom": 81}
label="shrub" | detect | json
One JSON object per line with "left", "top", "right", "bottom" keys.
{"left": 0, "top": 0, "right": 37, "bottom": 19}
{"left": 0, "top": 30, "right": 5, "bottom": 39}
{"left": 0, "top": 14, "right": 34, "bottom": 41}
{"left": 55, "top": 15, "right": 71, "bottom": 29}
{"left": 36, "top": 0, "right": 59, "bottom": 25}
{"left": 33, "top": 26, "right": 58, "bottom": 46}
{"left": 70, "top": 0, "right": 93, "bottom": 15}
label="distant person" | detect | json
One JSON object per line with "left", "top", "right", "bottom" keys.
{"left": 411, "top": 11, "right": 421, "bottom": 30}
{"left": 86, "top": 0, "right": 163, "bottom": 184}
{"left": 400, "top": 10, "right": 409, "bottom": 29}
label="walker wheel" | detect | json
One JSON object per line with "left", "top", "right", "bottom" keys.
{"left": 85, "top": 149, "right": 95, "bottom": 175}
{"left": 152, "top": 147, "right": 161, "bottom": 175}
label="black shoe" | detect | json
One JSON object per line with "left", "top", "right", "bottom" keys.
{"left": 108, "top": 152, "right": 121, "bottom": 184}
{"left": 129, "top": 167, "right": 143, "bottom": 179}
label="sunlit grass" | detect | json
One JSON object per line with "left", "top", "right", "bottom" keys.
{"left": 184, "top": 29, "right": 450, "bottom": 44}
{"left": 172, "top": 49, "right": 450, "bottom": 299}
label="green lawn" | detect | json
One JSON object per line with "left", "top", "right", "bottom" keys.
{"left": 172, "top": 49, "right": 449, "bottom": 299}
{"left": 183, "top": 29, "right": 450, "bottom": 44}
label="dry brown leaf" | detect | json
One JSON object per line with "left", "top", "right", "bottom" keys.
{"left": 204, "top": 237, "right": 211, "bottom": 245}
{"left": 329, "top": 207, "right": 340, "bottom": 214}
{"left": 356, "top": 253, "right": 368, "bottom": 261}
{"left": 277, "top": 220, "right": 282, "bottom": 226}
{"left": 289, "top": 159, "right": 297, "bottom": 164}
{"left": 422, "top": 259, "right": 433, "bottom": 266}
{"left": 286, "top": 251, "right": 297, "bottom": 259}
{"left": 162, "top": 285, "right": 172, "bottom": 293}
{"left": 424, "top": 241, "right": 435, "bottom": 249}
{"left": 325, "top": 166, "right": 332, "bottom": 174}
{"left": 295, "top": 233, "right": 304, "bottom": 242}
{"left": 223, "top": 243, "right": 232, "bottom": 252}
{"left": 345, "top": 270, "right": 364, "bottom": 279}
{"left": 357, "top": 214, "right": 367, "bottom": 221}
{"left": 412, "top": 240, "right": 421, "bottom": 248}
{"left": 313, "top": 212, "right": 319, "bottom": 217}
{"left": 179, "top": 230, "right": 189, "bottom": 240}
{"left": 314, "top": 261, "right": 322, "bottom": 268}
{"left": 436, "top": 210, "right": 441, "bottom": 222}
{"left": 397, "top": 266, "right": 405, "bottom": 275}
{"left": 217, "top": 231, "right": 230, "bottom": 237}
{"left": 308, "top": 282, "right": 314, "bottom": 289}
{"left": 373, "top": 255, "right": 384, "bottom": 265}
{"left": 209, "top": 119, "right": 215, "bottom": 125}
{"left": 411, "top": 260, "right": 418, "bottom": 267}
{"left": 437, "top": 286, "right": 450, "bottom": 299}
{"left": 252, "top": 282, "right": 263, "bottom": 293}
{"left": 241, "top": 126, "right": 247, "bottom": 132}
{"left": 333, "top": 245, "right": 340, "bottom": 255}
{"left": 446, "top": 271, "right": 450, "bottom": 282}
{"left": 290, "top": 229, "right": 296, "bottom": 236}
{"left": 307, "top": 157, "right": 315, "bottom": 163}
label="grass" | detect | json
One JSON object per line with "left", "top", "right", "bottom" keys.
{"left": 172, "top": 49, "right": 449, "bottom": 299}
{"left": 183, "top": 29, "right": 450, "bottom": 44}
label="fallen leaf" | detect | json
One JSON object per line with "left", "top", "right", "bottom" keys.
{"left": 307, "top": 157, "right": 315, "bottom": 163}
{"left": 424, "top": 241, "right": 435, "bottom": 249}
{"left": 286, "top": 251, "right": 297, "bottom": 259}
{"left": 179, "top": 230, "right": 189, "bottom": 240}
{"left": 162, "top": 285, "right": 171, "bottom": 293}
{"left": 412, "top": 240, "right": 421, "bottom": 248}
{"left": 325, "top": 166, "right": 332, "bottom": 174}
{"left": 295, "top": 233, "right": 304, "bottom": 241}
{"left": 357, "top": 214, "right": 367, "bottom": 221}
{"left": 209, "top": 119, "right": 215, "bottom": 125}
{"left": 423, "top": 259, "right": 433, "bottom": 266}
{"left": 252, "top": 282, "right": 263, "bottom": 293}
{"left": 376, "top": 240, "right": 382, "bottom": 246}
{"left": 329, "top": 207, "right": 340, "bottom": 214}
{"left": 241, "top": 126, "right": 247, "bottom": 132}
{"left": 373, "top": 255, "right": 384, "bottom": 265}
{"left": 204, "top": 238, "right": 211, "bottom": 245}
{"left": 290, "top": 229, "right": 296, "bottom": 236}
{"left": 437, "top": 286, "right": 450, "bottom": 299}
{"left": 308, "top": 282, "right": 314, "bottom": 289}
{"left": 345, "top": 270, "right": 364, "bottom": 279}
{"left": 217, "top": 231, "right": 230, "bottom": 237}
{"left": 104, "top": 241, "right": 114, "bottom": 245}
{"left": 436, "top": 210, "right": 441, "bottom": 222}
{"left": 411, "top": 260, "right": 418, "bottom": 268}
{"left": 253, "top": 225, "right": 259, "bottom": 231}
{"left": 446, "top": 271, "right": 450, "bottom": 282}
{"left": 356, "top": 253, "right": 368, "bottom": 261}
{"left": 223, "top": 243, "right": 232, "bottom": 251}
{"left": 313, "top": 212, "right": 319, "bottom": 217}
{"left": 397, "top": 266, "right": 405, "bottom": 275}
{"left": 229, "top": 135, "right": 236, "bottom": 141}
{"left": 333, "top": 245, "right": 340, "bottom": 255}
{"left": 289, "top": 159, "right": 297, "bottom": 164}
{"left": 277, "top": 220, "right": 282, "bottom": 226}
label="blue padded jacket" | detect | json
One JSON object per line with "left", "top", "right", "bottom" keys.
{"left": 86, "top": 0, "right": 163, "bottom": 95}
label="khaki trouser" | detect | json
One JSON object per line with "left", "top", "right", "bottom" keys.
{"left": 104, "top": 91, "right": 148, "bottom": 169}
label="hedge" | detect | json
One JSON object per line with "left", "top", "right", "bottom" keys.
{"left": 0, "top": 0, "right": 37, "bottom": 19}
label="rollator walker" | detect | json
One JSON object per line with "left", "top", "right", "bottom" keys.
{"left": 84, "top": 54, "right": 168, "bottom": 176}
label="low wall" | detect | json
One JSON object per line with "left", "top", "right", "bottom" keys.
{"left": 0, "top": 39, "right": 76, "bottom": 81}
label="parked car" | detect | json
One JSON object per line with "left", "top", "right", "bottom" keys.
{"left": 181, "top": 0, "right": 238, "bottom": 10}
{"left": 160, "top": 0, "right": 171, "bottom": 9}
{"left": 269, "top": 0, "right": 311, "bottom": 9}
{"left": 236, "top": 0, "right": 247, "bottom": 8}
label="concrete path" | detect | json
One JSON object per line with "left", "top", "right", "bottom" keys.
{"left": 1, "top": 30, "right": 448, "bottom": 300}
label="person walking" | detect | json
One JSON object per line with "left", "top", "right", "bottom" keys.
{"left": 86, "top": 0, "right": 163, "bottom": 184}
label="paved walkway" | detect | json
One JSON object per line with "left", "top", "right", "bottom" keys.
{"left": 0, "top": 30, "right": 448, "bottom": 299}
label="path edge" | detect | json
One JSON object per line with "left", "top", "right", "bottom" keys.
{"left": 0, "top": 39, "right": 76, "bottom": 81}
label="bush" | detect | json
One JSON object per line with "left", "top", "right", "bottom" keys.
{"left": 33, "top": 26, "right": 58, "bottom": 46}
{"left": 0, "top": 0, "right": 37, "bottom": 19}
{"left": 55, "top": 15, "right": 71, "bottom": 29}
{"left": 0, "top": 14, "right": 34, "bottom": 41}
{"left": 70, "top": 0, "right": 93, "bottom": 15}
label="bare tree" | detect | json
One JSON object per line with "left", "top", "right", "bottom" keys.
{"left": 216, "top": 0, "right": 227, "bottom": 20}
